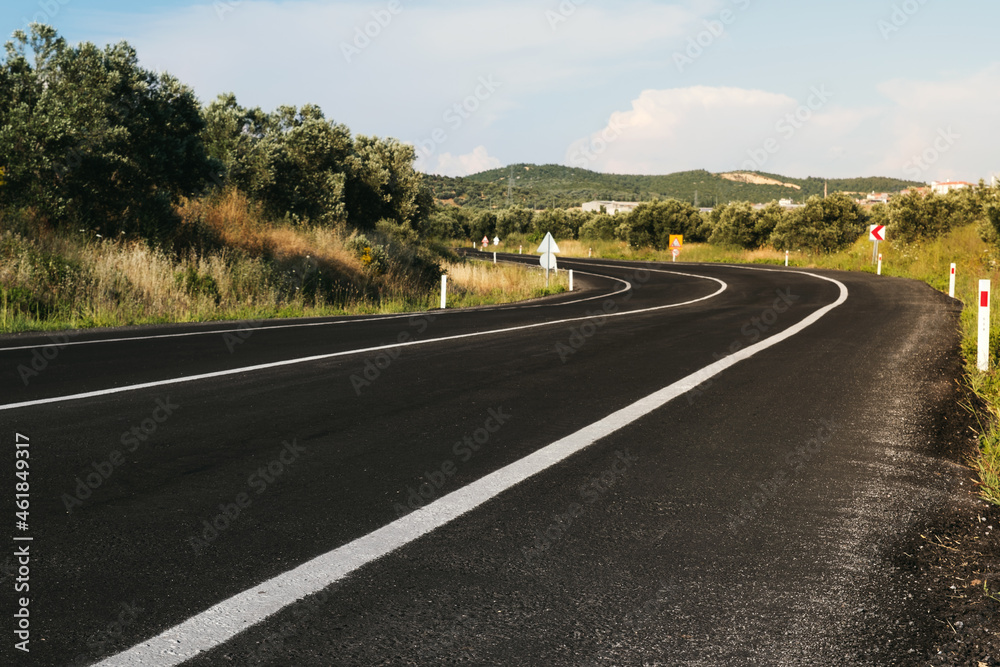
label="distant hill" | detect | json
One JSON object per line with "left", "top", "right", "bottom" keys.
{"left": 421, "top": 164, "right": 925, "bottom": 209}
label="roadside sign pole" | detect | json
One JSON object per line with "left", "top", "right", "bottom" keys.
{"left": 979, "top": 279, "right": 991, "bottom": 371}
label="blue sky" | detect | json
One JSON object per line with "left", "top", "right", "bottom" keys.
{"left": 4, "top": 0, "right": 998, "bottom": 182}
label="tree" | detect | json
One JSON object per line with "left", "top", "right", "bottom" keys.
{"left": 0, "top": 25, "right": 215, "bottom": 239}
{"left": 579, "top": 213, "right": 617, "bottom": 241}
{"left": 531, "top": 208, "right": 574, "bottom": 239}
{"left": 496, "top": 205, "right": 534, "bottom": 237}
{"left": 422, "top": 207, "right": 468, "bottom": 240}
{"left": 202, "top": 95, "right": 432, "bottom": 231}
{"left": 708, "top": 202, "right": 756, "bottom": 248}
{"left": 769, "top": 194, "right": 867, "bottom": 252}
{"left": 470, "top": 210, "right": 497, "bottom": 241}
{"left": 752, "top": 202, "right": 786, "bottom": 248}
{"left": 625, "top": 199, "right": 704, "bottom": 248}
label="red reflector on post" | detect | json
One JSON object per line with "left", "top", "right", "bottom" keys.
{"left": 982, "top": 292, "right": 990, "bottom": 308}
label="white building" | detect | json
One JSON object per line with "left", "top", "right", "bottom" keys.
{"left": 581, "top": 200, "right": 641, "bottom": 215}
{"left": 930, "top": 181, "right": 972, "bottom": 195}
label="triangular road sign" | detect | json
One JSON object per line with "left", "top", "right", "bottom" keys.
{"left": 537, "top": 232, "right": 561, "bottom": 255}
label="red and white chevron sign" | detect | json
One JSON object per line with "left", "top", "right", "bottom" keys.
{"left": 869, "top": 225, "right": 886, "bottom": 242}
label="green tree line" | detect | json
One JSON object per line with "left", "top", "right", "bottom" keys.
{"left": 0, "top": 25, "right": 431, "bottom": 244}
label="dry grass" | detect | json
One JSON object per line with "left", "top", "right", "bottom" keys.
{"left": 177, "top": 189, "right": 360, "bottom": 272}
{"left": 444, "top": 258, "right": 568, "bottom": 307}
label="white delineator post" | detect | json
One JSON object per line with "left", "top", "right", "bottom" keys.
{"left": 877, "top": 253, "right": 883, "bottom": 276}
{"left": 440, "top": 275, "right": 447, "bottom": 310}
{"left": 979, "top": 279, "right": 991, "bottom": 371}
{"left": 569, "top": 270, "right": 574, "bottom": 292}
{"left": 949, "top": 263, "right": 956, "bottom": 298}
{"left": 493, "top": 252, "right": 496, "bottom": 264}
{"left": 785, "top": 251, "right": 789, "bottom": 267}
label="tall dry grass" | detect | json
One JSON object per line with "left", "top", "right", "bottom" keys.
{"left": 444, "top": 259, "right": 568, "bottom": 307}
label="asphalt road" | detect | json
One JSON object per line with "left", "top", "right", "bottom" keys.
{"left": 0, "top": 255, "right": 974, "bottom": 666}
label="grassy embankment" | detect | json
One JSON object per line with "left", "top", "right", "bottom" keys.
{"left": 0, "top": 191, "right": 566, "bottom": 334}
{"left": 519, "top": 229, "right": 999, "bottom": 504}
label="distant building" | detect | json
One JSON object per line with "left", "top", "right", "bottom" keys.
{"left": 778, "top": 198, "right": 796, "bottom": 208}
{"left": 930, "top": 181, "right": 972, "bottom": 195}
{"left": 866, "top": 192, "right": 890, "bottom": 204}
{"left": 581, "top": 200, "right": 641, "bottom": 215}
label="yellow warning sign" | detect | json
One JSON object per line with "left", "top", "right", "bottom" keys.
{"left": 669, "top": 235, "right": 683, "bottom": 248}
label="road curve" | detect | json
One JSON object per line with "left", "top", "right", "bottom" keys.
{"left": 0, "top": 257, "right": 971, "bottom": 666}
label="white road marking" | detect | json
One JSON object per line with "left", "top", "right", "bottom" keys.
{"left": 94, "top": 269, "right": 847, "bottom": 666}
{"left": 0, "top": 269, "right": 629, "bottom": 352}
{"left": 0, "top": 270, "right": 713, "bottom": 412}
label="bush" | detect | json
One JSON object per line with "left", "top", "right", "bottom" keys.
{"left": 769, "top": 194, "right": 867, "bottom": 252}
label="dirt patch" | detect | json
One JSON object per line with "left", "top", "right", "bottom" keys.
{"left": 718, "top": 172, "right": 802, "bottom": 189}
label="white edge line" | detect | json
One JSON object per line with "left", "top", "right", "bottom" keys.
{"left": 0, "top": 270, "right": 630, "bottom": 352}
{"left": 95, "top": 269, "right": 847, "bottom": 667}
{"left": 0, "top": 270, "right": 711, "bottom": 412}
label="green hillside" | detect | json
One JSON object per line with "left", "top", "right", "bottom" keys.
{"left": 422, "top": 164, "right": 925, "bottom": 210}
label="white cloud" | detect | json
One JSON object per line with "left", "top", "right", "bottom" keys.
{"left": 103, "top": 1, "right": 712, "bottom": 143}
{"left": 565, "top": 86, "right": 799, "bottom": 174}
{"left": 565, "top": 65, "right": 1000, "bottom": 181}
{"left": 421, "top": 146, "right": 502, "bottom": 177}
{"left": 873, "top": 64, "right": 1000, "bottom": 182}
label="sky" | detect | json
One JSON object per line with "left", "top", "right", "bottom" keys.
{"left": 4, "top": 0, "right": 999, "bottom": 182}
